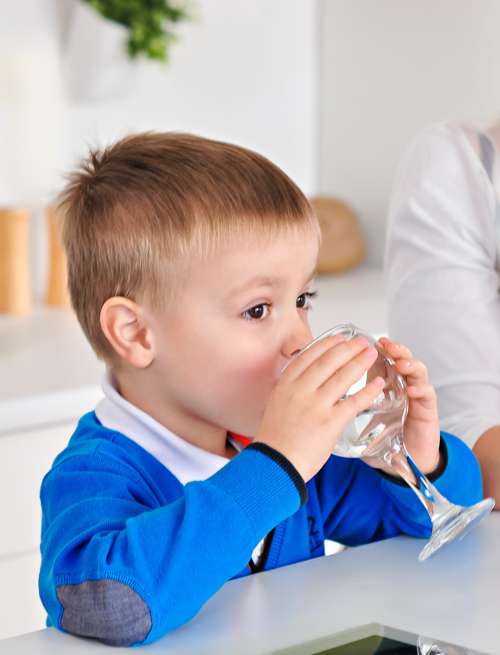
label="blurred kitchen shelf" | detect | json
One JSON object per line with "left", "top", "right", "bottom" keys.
{"left": 0, "top": 305, "right": 104, "bottom": 435}
{"left": 0, "top": 265, "right": 386, "bottom": 435}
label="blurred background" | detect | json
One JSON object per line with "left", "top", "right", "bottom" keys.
{"left": 2, "top": 0, "right": 500, "bottom": 641}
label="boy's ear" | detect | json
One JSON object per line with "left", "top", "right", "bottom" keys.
{"left": 100, "top": 297, "right": 155, "bottom": 368}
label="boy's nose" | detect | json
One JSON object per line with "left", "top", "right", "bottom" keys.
{"left": 281, "top": 324, "right": 314, "bottom": 369}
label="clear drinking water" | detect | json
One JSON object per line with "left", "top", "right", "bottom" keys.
{"left": 283, "top": 322, "right": 495, "bottom": 561}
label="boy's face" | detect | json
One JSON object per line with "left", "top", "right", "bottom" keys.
{"left": 147, "top": 227, "right": 320, "bottom": 439}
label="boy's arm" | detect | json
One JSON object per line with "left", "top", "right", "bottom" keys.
{"left": 315, "top": 431, "right": 484, "bottom": 545}
{"left": 39, "top": 444, "right": 306, "bottom": 647}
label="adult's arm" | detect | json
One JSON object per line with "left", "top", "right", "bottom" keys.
{"left": 473, "top": 425, "right": 500, "bottom": 502}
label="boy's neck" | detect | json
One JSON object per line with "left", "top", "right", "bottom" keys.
{"left": 111, "top": 368, "right": 234, "bottom": 458}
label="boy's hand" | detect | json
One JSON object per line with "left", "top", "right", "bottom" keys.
{"left": 375, "top": 337, "right": 442, "bottom": 476}
{"left": 254, "top": 334, "right": 386, "bottom": 482}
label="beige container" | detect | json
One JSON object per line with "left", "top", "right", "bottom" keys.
{"left": 44, "top": 204, "right": 71, "bottom": 308}
{"left": 310, "top": 196, "right": 367, "bottom": 274}
{"left": 0, "top": 208, "right": 32, "bottom": 315}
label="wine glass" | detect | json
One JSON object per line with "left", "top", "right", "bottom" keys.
{"left": 281, "top": 323, "right": 494, "bottom": 561}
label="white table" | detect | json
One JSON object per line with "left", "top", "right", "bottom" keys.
{"left": 1, "top": 513, "right": 498, "bottom": 654}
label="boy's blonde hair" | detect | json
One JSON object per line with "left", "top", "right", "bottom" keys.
{"left": 57, "top": 132, "right": 321, "bottom": 364}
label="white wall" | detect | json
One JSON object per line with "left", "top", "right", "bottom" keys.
{"left": 319, "top": 0, "right": 500, "bottom": 265}
{"left": 20, "top": 0, "right": 318, "bottom": 302}
{"left": 12, "top": 1, "right": 500, "bottom": 290}
{"left": 68, "top": 0, "right": 318, "bottom": 194}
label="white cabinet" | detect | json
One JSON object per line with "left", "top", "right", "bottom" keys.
{"left": 0, "top": 551, "right": 45, "bottom": 641}
{"left": 0, "top": 422, "right": 77, "bottom": 640}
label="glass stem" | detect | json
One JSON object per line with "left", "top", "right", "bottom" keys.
{"left": 383, "top": 435, "right": 460, "bottom": 529}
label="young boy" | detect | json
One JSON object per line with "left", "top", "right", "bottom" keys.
{"left": 39, "top": 132, "right": 484, "bottom": 647}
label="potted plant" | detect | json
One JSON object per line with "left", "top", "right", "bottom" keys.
{"left": 62, "top": 0, "right": 191, "bottom": 102}
{"left": 84, "top": 0, "right": 190, "bottom": 62}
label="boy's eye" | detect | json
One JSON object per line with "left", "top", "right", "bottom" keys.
{"left": 243, "top": 303, "right": 270, "bottom": 321}
{"left": 242, "top": 291, "right": 318, "bottom": 321}
{"left": 297, "top": 290, "right": 318, "bottom": 309}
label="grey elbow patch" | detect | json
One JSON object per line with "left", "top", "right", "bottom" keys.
{"left": 57, "top": 579, "right": 152, "bottom": 647}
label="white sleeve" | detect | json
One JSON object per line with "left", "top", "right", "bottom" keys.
{"left": 384, "top": 123, "right": 500, "bottom": 449}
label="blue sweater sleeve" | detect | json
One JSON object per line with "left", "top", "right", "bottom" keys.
{"left": 314, "top": 431, "right": 484, "bottom": 545}
{"left": 39, "top": 444, "right": 303, "bottom": 647}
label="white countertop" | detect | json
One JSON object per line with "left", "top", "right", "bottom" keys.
{"left": 0, "top": 265, "right": 386, "bottom": 435}
{"left": 1, "top": 512, "right": 498, "bottom": 654}
{"left": 0, "top": 306, "right": 104, "bottom": 435}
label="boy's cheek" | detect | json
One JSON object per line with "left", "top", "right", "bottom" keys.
{"left": 220, "top": 357, "right": 279, "bottom": 430}
{"left": 224, "top": 345, "right": 277, "bottom": 386}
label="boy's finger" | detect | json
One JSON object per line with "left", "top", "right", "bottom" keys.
{"left": 293, "top": 336, "right": 373, "bottom": 389}
{"left": 378, "top": 337, "right": 413, "bottom": 360}
{"left": 317, "top": 345, "right": 379, "bottom": 401}
{"left": 303, "top": 338, "right": 376, "bottom": 392}
{"left": 395, "top": 358, "right": 429, "bottom": 385}
{"left": 407, "top": 383, "right": 435, "bottom": 399}
{"left": 280, "top": 333, "right": 346, "bottom": 381}
{"left": 333, "top": 375, "right": 386, "bottom": 424}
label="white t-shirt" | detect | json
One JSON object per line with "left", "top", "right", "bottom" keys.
{"left": 385, "top": 121, "right": 500, "bottom": 449}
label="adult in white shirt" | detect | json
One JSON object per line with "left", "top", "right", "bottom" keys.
{"left": 384, "top": 119, "right": 500, "bottom": 505}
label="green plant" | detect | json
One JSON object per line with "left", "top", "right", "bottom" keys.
{"left": 84, "top": 0, "right": 191, "bottom": 63}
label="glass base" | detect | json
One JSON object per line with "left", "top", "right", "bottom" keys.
{"left": 418, "top": 497, "right": 495, "bottom": 562}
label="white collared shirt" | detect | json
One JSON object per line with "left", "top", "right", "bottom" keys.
{"left": 385, "top": 121, "right": 500, "bottom": 448}
{"left": 95, "top": 369, "right": 266, "bottom": 565}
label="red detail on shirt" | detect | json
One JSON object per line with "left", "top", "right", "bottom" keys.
{"left": 227, "top": 431, "right": 261, "bottom": 572}
{"left": 228, "top": 432, "right": 252, "bottom": 447}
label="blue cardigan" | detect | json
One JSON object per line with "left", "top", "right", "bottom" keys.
{"left": 38, "top": 411, "right": 483, "bottom": 646}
